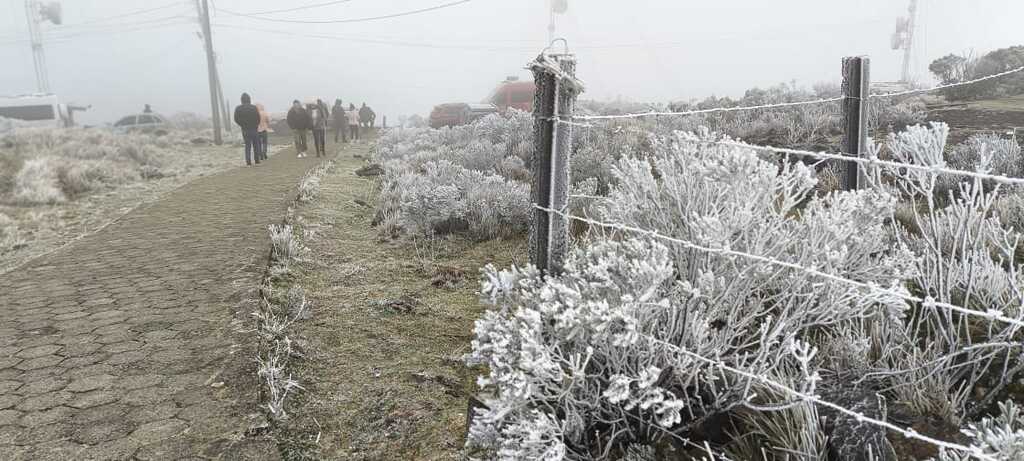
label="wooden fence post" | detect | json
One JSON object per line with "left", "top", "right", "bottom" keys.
{"left": 528, "top": 52, "right": 583, "bottom": 275}
{"left": 841, "top": 56, "right": 870, "bottom": 190}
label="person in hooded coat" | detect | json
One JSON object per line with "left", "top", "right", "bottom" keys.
{"left": 233, "top": 93, "right": 261, "bottom": 166}
{"left": 286, "top": 100, "right": 312, "bottom": 158}
{"left": 332, "top": 99, "right": 347, "bottom": 143}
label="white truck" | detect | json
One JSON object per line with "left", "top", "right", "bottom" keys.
{"left": 0, "top": 93, "right": 85, "bottom": 129}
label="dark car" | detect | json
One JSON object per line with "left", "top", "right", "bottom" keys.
{"left": 429, "top": 103, "right": 498, "bottom": 129}
{"left": 113, "top": 113, "right": 170, "bottom": 135}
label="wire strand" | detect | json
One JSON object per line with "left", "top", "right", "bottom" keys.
{"left": 62, "top": 1, "right": 186, "bottom": 27}
{"left": 710, "top": 139, "right": 1024, "bottom": 188}
{"left": 573, "top": 65, "right": 1024, "bottom": 121}
{"left": 534, "top": 204, "right": 1024, "bottom": 331}
{"left": 215, "top": 0, "right": 473, "bottom": 24}
{"left": 574, "top": 97, "right": 844, "bottom": 121}
{"left": 219, "top": 0, "right": 357, "bottom": 16}
{"left": 641, "top": 334, "right": 995, "bottom": 461}
{"left": 872, "top": 65, "right": 1024, "bottom": 98}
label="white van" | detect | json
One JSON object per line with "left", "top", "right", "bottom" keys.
{"left": 0, "top": 94, "right": 71, "bottom": 128}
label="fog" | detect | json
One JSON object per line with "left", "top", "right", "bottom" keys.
{"left": 1, "top": 0, "right": 1021, "bottom": 125}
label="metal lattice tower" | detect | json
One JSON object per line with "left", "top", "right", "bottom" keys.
{"left": 25, "top": 0, "right": 51, "bottom": 93}
{"left": 900, "top": 0, "right": 918, "bottom": 83}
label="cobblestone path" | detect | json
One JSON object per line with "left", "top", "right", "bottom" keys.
{"left": 0, "top": 149, "right": 329, "bottom": 460}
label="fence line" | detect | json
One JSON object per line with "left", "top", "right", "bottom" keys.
{"left": 533, "top": 204, "right": 1024, "bottom": 331}
{"left": 574, "top": 96, "right": 844, "bottom": 121}
{"left": 870, "top": 64, "right": 1024, "bottom": 99}
{"left": 570, "top": 64, "right": 1024, "bottom": 122}
{"left": 640, "top": 333, "right": 995, "bottom": 461}
{"left": 522, "top": 47, "right": 1023, "bottom": 459}
{"left": 709, "top": 139, "right": 1024, "bottom": 187}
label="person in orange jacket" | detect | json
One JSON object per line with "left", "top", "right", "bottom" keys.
{"left": 256, "top": 103, "right": 271, "bottom": 162}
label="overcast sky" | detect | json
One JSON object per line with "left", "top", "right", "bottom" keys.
{"left": 1, "top": 0, "right": 1022, "bottom": 125}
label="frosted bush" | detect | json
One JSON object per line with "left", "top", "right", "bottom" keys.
{"left": 934, "top": 401, "right": 1024, "bottom": 461}
{"left": 938, "top": 132, "right": 1023, "bottom": 198}
{"left": 268, "top": 224, "right": 301, "bottom": 264}
{"left": 993, "top": 190, "right": 1024, "bottom": 233}
{"left": 14, "top": 158, "right": 66, "bottom": 205}
{"left": 371, "top": 110, "right": 534, "bottom": 242}
{"left": 867, "top": 122, "right": 1024, "bottom": 424}
{"left": 0, "top": 127, "right": 194, "bottom": 205}
{"left": 468, "top": 131, "right": 916, "bottom": 458}
{"left": 380, "top": 160, "right": 528, "bottom": 239}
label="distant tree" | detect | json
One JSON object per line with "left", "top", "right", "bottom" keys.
{"left": 972, "top": 45, "right": 1024, "bottom": 98}
{"left": 930, "top": 46, "right": 1024, "bottom": 101}
{"left": 929, "top": 54, "right": 972, "bottom": 84}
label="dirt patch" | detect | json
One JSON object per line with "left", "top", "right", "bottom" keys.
{"left": 927, "top": 95, "right": 1024, "bottom": 145}
{"left": 269, "top": 140, "right": 524, "bottom": 460}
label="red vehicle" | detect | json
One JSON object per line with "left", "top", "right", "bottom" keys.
{"left": 486, "top": 77, "right": 535, "bottom": 112}
{"left": 429, "top": 103, "right": 498, "bottom": 129}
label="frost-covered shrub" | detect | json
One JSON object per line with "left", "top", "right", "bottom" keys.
{"left": 933, "top": 401, "right": 1024, "bottom": 461}
{"left": 269, "top": 224, "right": 301, "bottom": 263}
{"left": 867, "top": 122, "right": 1024, "bottom": 425}
{"left": 0, "top": 127, "right": 195, "bottom": 205}
{"left": 938, "top": 132, "right": 1024, "bottom": 198}
{"left": 379, "top": 160, "right": 529, "bottom": 239}
{"left": 372, "top": 111, "right": 533, "bottom": 241}
{"left": 468, "top": 131, "right": 916, "bottom": 459}
{"left": 56, "top": 160, "right": 140, "bottom": 197}
{"left": 14, "top": 158, "right": 66, "bottom": 205}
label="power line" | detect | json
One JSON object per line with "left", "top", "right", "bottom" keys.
{"left": 212, "top": 22, "right": 530, "bottom": 51}
{"left": 54, "top": 15, "right": 194, "bottom": 31}
{"left": 224, "top": 0, "right": 358, "bottom": 16}
{"left": 63, "top": 1, "right": 187, "bottom": 27}
{"left": 215, "top": 0, "right": 473, "bottom": 24}
{"left": 0, "top": 19, "right": 194, "bottom": 46}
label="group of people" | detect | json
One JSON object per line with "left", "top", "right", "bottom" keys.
{"left": 232, "top": 93, "right": 272, "bottom": 166}
{"left": 287, "top": 99, "right": 376, "bottom": 158}
{"left": 232, "top": 92, "right": 376, "bottom": 165}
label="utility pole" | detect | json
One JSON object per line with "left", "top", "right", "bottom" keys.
{"left": 216, "top": 69, "right": 231, "bottom": 134}
{"left": 899, "top": 0, "right": 917, "bottom": 83}
{"left": 197, "top": 0, "right": 223, "bottom": 144}
{"left": 24, "top": 1, "right": 61, "bottom": 93}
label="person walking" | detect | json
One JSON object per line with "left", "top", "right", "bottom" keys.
{"left": 287, "top": 100, "right": 312, "bottom": 158}
{"left": 233, "top": 93, "right": 261, "bottom": 166}
{"left": 256, "top": 103, "right": 271, "bottom": 161}
{"left": 358, "top": 103, "right": 371, "bottom": 129}
{"left": 332, "top": 99, "right": 347, "bottom": 143}
{"left": 311, "top": 98, "right": 330, "bottom": 157}
{"left": 347, "top": 103, "right": 360, "bottom": 141}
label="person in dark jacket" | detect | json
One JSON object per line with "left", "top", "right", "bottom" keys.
{"left": 358, "top": 103, "right": 372, "bottom": 129}
{"left": 286, "top": 100, "right": 312, "bottom": 158}
{"left": 233, "top": 93, "right": 261, "bottom": 166}
{"left": 332, "top": 99, "right": 347, "bottom": 143}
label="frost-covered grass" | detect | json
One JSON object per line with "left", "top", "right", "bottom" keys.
{"left": 0, "top": 127, "right": 239, "bottom": 267}
{"left": 298, "top": 160, "right": 335, "bottom": 204}
{"left": 465, "top": 124, "right": 1024, "bottom": 460}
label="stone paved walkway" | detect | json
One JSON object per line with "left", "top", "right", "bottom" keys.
{"left": 0, "top": 148, "right": 329, "bottom": 460}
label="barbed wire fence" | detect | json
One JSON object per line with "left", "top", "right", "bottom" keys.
{"left": 524, "top": 44, "right": 1024, "bottom": 460}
